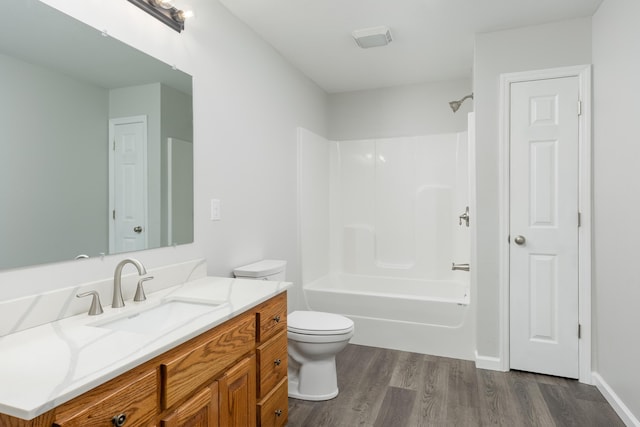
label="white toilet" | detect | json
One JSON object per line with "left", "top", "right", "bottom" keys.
{"left": 233, "top": 260, "right": 354, "bottom": 401}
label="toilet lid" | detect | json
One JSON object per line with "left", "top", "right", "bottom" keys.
{"left": 288, "top": 311, "right": 354, "bottom": 335}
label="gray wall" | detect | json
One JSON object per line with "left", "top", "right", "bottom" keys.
{"left": 473, "top": 18, "right": 592, "bottom": 358}
{"left": 328, "top": 78, "right": 472, "bottom": 140}
{"left": 592, "top": 0, "right": 640, "bottom": 418}
{"left": 0, "top": 52, "right": 108, "bottom": 269}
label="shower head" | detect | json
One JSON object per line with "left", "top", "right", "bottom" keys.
{"left": 449, "top": 93, "right": 474, "bottom": 113}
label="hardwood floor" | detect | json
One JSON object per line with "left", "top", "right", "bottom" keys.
{"left": 287, "top": 344, "right": 623, "bottom": 427}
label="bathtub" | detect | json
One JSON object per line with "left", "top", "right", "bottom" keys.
{"left": 303, "top": 273, "right": 474, "bottom": 360}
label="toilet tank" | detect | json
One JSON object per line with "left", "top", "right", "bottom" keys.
{"left": 233, "top": 260, "right": 287, "bottom": 281}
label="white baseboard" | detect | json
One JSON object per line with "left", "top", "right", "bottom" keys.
{"left": 474, "top": 351, "right": 507, "bottom": 371}
{"left": 592, "top": 372, "right": 640, "bottom": 427}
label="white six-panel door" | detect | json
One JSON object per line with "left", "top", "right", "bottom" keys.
{"left": 109, "top": 116, "right": 148, "bottom": 254}
{"left": 509, "top": 77, "right": 580, "bottom": 378}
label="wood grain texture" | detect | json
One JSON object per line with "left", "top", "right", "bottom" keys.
{"left": 409, "top": 359, "right": 449, "bottom": 426}
{"left": 508, "top": 371, "right": 555, "bottom": 426}
{"left": 53, "top": 368, "right": 158, "bottom": 427}
{"left": 257, "top": 377, "right": 288, "bottom": 427}
{"left": 389, "top": 351, "right": 422, "bottom": 391}
{"left": 288, "top": 344, "right": 625, "bottom": 427}
{"left": 160, "top": 382, "right": 219, "bottom": 427}
{"left": 257, "top": 330, "right": 288, "bottom": 399}
{"left": 256, "top": 292, "right": 287, "bottom": 343}
{"left": 373, "top": 386, "right": 416, "bottom": 427}
{"left": 219, "top": 354, "right": 256, "bottom": 427}
{"left": 0, "top": 412, "right": 55, "bottom": 427}
{"left": 161, "top": 311, "right": 255, "bottom": 409}
{"left": 476, "top": 368, "right": 521, "bottom": 426}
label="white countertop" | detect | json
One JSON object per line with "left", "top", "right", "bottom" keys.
{"left": 0, "top": 276, "right": 291, "bottom": 420}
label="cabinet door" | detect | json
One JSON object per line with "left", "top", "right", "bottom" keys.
{"left": 161, "top": 313, "right": 255, "bottom": 409}
{"left": 219, "top": 355, "right": 256, "bottom": 427}
{"left": 160, "top": 382, "right": 219, "bottom": 427}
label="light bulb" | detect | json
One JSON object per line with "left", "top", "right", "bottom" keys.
{"left": 149, "top": 0, "right": 174, "bottom": 10}
{"left": 172, "top": 8, "right": 194, "bottom": 22}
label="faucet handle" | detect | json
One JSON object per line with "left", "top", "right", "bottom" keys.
{"left": 134, "top": 276, "right": 154, "bottom": 302}
{"left": 77, "top": 291, "right": 104, "bottom": 315}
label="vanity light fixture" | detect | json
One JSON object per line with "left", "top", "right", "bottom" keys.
{"left": 127, "top": 0, "right": 191, "bottom": 32}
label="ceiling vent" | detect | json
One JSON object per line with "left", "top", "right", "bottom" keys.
{"left": 352, "top": 26, "right": 392, "bottom": 49}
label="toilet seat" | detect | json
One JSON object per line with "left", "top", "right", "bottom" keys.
{"left": 288, "top": 310, "right": 354, "bottom": 335}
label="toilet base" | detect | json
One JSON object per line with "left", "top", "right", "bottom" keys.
{"left": 288, "top": 376, "right": 339, "bottom": 401}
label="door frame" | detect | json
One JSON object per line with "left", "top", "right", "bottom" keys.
{"left": 108, "top": 115, "right": 149, "bottom": 253}
{"left": 498, "top": 65, "right": 592, "bottom": 383}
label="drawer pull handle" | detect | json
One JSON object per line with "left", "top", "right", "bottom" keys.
{"left": 273, "top": 315, "right": 281, "bottom": 323}
{"left": 274, "top": 358, "right": 282, "bottom": 366}
{"left": 275, "top": 409, "right": 283, "bottom": 417}
{"left": 112, "top": 413, "right": 127, "bottom": 426}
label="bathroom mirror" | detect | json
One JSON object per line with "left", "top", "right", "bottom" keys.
{"left": 0, "top": 0, "right": 194, "bottom": 270}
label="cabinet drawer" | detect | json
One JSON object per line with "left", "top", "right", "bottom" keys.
{"left": 256, "top": 292, "right": 287, "bottom": 343}
{"left": 161, "top": 312, "right": 255, "bottom": 409}
{"left": 257, "top": 377, "right": 288, "bottom": 427}
{"left": 257, "top": 330, "right": 288, "bottom": 399}
{"left": 53, "top": 369, "right": 157, "bottom": 427}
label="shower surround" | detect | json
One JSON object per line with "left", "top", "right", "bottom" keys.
{"left": 298, "top": 128, "right": 473, "bottom": 359}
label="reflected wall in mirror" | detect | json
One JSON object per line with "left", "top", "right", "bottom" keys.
{"left": 0, "top": 0, "right": 194, "bottom": 270}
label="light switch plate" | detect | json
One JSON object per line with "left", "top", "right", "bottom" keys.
{"left": 210, "top": 199, "right": 221, "bottom": 221}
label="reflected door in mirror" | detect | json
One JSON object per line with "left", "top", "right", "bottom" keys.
{"left": 109, "top": 116, "right": 149, "bottom": 253}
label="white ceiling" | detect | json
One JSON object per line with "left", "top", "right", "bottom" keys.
{"left": 219, "top": 0, "right": 603, "bottom": 93}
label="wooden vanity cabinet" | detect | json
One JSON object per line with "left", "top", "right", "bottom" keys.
{"left": 257, "top": 377, "right": 289, "bottom": 427}
{"left": 160, "top": 311, "right": 256, "bottom": 410}
{"left": 255, "top": 293, "right": 288, "bottom": 427}
{"left": 219, "top": 355, "right": 257, "bottom": 427}
{"left": 160, "top": 382, "right": 219, "bottom": 427}
{"left": 52, "top": 368, "right": 158, "bottom": 427}
{"left": 0, "top": 292, "right": 288, "bottom": 427}
{"left": 256, "top": 330, "right": 288, "bottom": 399}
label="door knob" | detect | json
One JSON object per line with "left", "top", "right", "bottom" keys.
{"left": 133, "top": 226, "right": 143, "bottom": 233}
{"left": 514, "top": 235, "right": 526, "bottom": 245}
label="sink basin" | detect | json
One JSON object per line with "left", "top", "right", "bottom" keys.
{"left": 92, "top": 300, "right": 227, "bottom": 335}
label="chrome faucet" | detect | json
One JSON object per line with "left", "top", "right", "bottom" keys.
{"left": 112, "top": 258, "right": 148, "bottom": 308}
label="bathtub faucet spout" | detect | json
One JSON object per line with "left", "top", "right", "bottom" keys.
{"left": 452, "top": 263, "right": 470, "bottom": 272}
